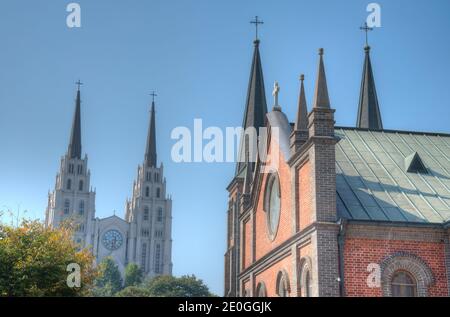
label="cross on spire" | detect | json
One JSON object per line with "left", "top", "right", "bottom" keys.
{"left": 150, "top": 91, "right": 157, "bottom": 103}
{"left": 250, "top": 16, "right": 264, "bottom": 41}
{"left": 76, "top": 80, "right": 83, "bottom": 91}
{"left": 360, "top": 22, "right": 373, "bottom": 47}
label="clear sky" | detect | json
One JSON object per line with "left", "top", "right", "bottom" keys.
{"left": 0, "top": 0, "right": 449, "bottom": 295}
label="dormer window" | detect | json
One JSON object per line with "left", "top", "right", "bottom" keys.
{"left": 405, "top": 152, "right": 428, "bottom": 174}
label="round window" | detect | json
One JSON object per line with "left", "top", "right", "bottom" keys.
{"left": 266, "top": 173, "right": 281, "bottom": 238}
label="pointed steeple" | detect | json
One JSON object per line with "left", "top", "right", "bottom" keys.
{"left": 312, "top": 48, "right": 330, "bottom": 109}
{"left": 236, "top": 40, "right": 268, "bottom": 174}
{"left": 67, "top": 83, "right": 82, "bottom": 159}
{"left": 356, "top": 46, "right": 383, "bottom": 130}
{"left": 145, "top": 99, "right": 157, "bottom": 167}
{"left": 295, "top": 74, "right": 308, "bottom": 130}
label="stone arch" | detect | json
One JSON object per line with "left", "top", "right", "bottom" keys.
{"left": 276, "top": 270, "right": 291, "bottom": 297}
{"left": 380, "top": 251, "right": 435, "bottom": 297}
{"left": 298, "top": 256, "right": 313, "bottom": 297}
{"left": 255, "top": 281, "right": 267, "bottom": 297}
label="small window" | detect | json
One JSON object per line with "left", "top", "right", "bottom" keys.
{"left": 146, "top": 172, "right": 151, "bottom": 182}
{"left": 154, "top": 230, "right": 163, "bottom": 238}
{"left": 64, "top": 199, "right": 70, "bottom": 214}
{"left": 68, "top": 164, "right": 74, "bottom": 174}
{"left": 77, "top": 223, "right": 84, "bottom": 232}
{"left": 145, "top": 186, "right": 150, "bottom": 197}
{"left": 141, "top": 229, "right": 150, "bottom": 237}
{"left": 154, "top": 244, "right": 161, "bottom": 274}
{"left": 256, "top": 282, "right": 267, "bottom": 297}
{"left": 143, "top": 207, "right": 149, "bottom": 221}
{"left": 78, "top": 200, "right": 85, "bottom": 215}
{"left": 157, "top": 208, "right": 163, "bottom": 222}
{"left": 67, "top": 179, "right": 72, "bottom": 190}
{"left": 78, "top": 180, "right": 83, "bottom": 191}
{"left": 156, "top": 187, "right": 161, "bottom": 198}
{"left": 141, "top": 243, "right": 147, "bottom": 271}
{"left": 77, "top": 164, "right": 83, "bottom": 175}
{"left": 391, "top": 271, "right": 417, "bottom": 297}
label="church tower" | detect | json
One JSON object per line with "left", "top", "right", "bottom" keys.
{"left": 45, "top": 82, "right": 96, "bottom": 248}
{"left": 125, "top": 95, "right": 173, "bottom": 277}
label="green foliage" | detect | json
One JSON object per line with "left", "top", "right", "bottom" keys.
{"left": 124, "top": 263, "right": 143, "bottom": 287}
{"left": 140, "top": 274, "right": 214, "bottom": 297}
{"left": 115, "top": 285, "right": 150, "bottom": 297}
{"left": 91, "top": 257, "right": 123, "bottom": 296}
{"left": 0, "top": 220, "right": 97, "bottom": 296}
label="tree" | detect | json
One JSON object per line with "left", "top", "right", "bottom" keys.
{"left": 124, "top": 263, "right": 143, "bottom": 287}
{"left": 144, "top": 275, "right": 214, "bottom": 297}
{"left": 91, "top": 257, "right": 123, "bottom": 296}
{"left": 0, "top": 220, "right": 97, "bottom": 296}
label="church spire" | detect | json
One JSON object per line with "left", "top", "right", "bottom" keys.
{"left": 295, "top": 74, "right": 308, "bottom": 130}
{"left": 312, "top": 48, "right": 330, "bottom": 109}
{"left": 67, "top": 81, "right": 82, "bottom": 159}
{"left": 145, "top": 93, "right": 157, "bottom": 167}
{"left": 236, "top": 37, "right": 268, "bottom": 174}
{"left": 356, "top": 45, "right": 383, "bottom": 130}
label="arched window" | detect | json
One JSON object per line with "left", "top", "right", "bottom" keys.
{"left": 77, "top": 164, "right": 83, "bottom": 175}
{"left": 256, "top": 282, "right": 267, "bottom": 297}
{"left": 276, "top": 271, "right": 290, "bottom": 297}
{"left": 157, "top": 208, "right": 163, "bottom": 222}
{"left": 143, "top": 206, "right": 149, "bottom": 221}
{"left": 299, "top": 257, "right": 313, "bottom": 297}
{"left": 67, "top": 178, "right": 72, "bottom": 190}
{"left": 391, "top": 271, "right": 417, "bottom": 297}
{"left": 78, "top": 180, "right": 83, "bottom": 191}
{"left": 154, "top": 173, "right": 159, "bottom": 182}
{"left": 155, "top": 244, "right": 161, "bottom": 274}
{"left": 64, "top": 199, "right": 70, "bottom": 214}
{"left": 156, "top": 187, "right": 161, "bottom": 198}
{"left": 68, "top": 164, "right": 74, "bottom": 174}
{"left": 380, "top": 251, "right": 434, "bottom": 297}
{"left": 78, "top": 200, "right": 85, "bottom": 215}
{"left": 145, "top": 186, "right": 150, "bottom": 197}
{"left": 146, "top": 172, "right": 151, "bottom": 182}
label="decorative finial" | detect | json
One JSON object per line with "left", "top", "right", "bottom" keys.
{"left": 272, "top": 81, "right": 281, "bottom": 111}
{"left": 250, "top": 16, "right": 264, "bottom": 41}
{"left": 318, "top": 48, "right": 324, "bottom": 56}
{"left": 150, "top": 91, "right": 157, "bottom": 103}
{"left": 300, "top": 74, "right": 305, "bottom": 81}
{"left": 360, "top": 22, "right": 373, "bottom": 48}
{"left": 76, "top": 80, "right": 83, "bottom": 91}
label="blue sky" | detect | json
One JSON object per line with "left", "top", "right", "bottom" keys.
{"left": 0, "top": 0, "right": 449, "bottom": 295}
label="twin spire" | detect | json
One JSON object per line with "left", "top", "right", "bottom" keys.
{"left": 66, "top": 82, "right": 158, "bottom": 167}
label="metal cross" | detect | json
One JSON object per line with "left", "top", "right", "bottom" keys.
{"left": 150, "top": 91, "right": 157, "bottom": 103}
{"left": 76, "top": 80, "right": 83, "bottom": 90}
{"left": 360, "top": 22, "right": 373, "bottom": 47}
{"left": 250, "top": 16, "right": 264, "bottom": 40}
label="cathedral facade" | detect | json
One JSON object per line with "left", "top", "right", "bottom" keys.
{"left": 45, "top": 88, "right": 173, "bottom": 278}
{"left": 225, "top": 37, "right": 450, "bottom": 297}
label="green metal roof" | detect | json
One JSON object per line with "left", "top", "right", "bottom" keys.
{"left": 335, "top": 127, "right": 450, "bottom": 223}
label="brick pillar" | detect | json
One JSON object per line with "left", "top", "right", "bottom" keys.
{"left": 307, "top": 105, "right": 340, "bottom": 296}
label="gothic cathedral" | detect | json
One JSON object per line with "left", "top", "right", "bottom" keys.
{"left": 45, "top": 86, "right": 173, "bottom": 278}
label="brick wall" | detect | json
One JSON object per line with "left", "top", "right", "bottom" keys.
{"left": 344, "top": 238, "right": 448, "bottom": 296}
{"left": 254, "top": 255, "right": 294, "bottom": 297}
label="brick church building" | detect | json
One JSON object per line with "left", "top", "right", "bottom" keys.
{"left": 224, "top": 35, "right": 450, "bottom": 297}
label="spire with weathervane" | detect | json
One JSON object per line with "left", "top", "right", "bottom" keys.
{"left": 68, "top": 80, "right": 83, "bottom": 159}
{"left": 356, "top": 23, "right": 383, "bottom": 130}
{"left": 236, "top": 16, "right": 268, "bottom": 175}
